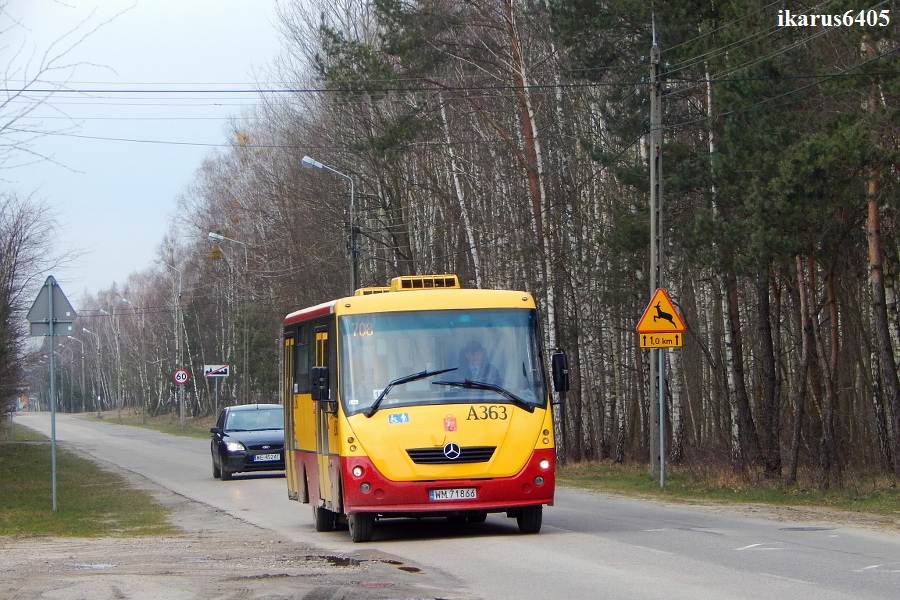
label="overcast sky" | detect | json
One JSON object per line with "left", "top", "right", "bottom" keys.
{"left": 4, "top": 0, "right": 284, "bottom": 305}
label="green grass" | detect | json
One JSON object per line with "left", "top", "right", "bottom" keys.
{"left": 0, "top": 423, "right": 177, "bottom": 537}
{"left": 558, "top": 461, "right": 900, "bottom": 518}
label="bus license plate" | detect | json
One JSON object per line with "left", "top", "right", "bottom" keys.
{"left": 429, "top": 487, "right": 476, "bottom": 501}
{"left": 254, "top": 454, "right": 279, "bottom": 462}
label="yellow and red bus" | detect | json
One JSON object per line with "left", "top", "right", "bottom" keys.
{"left": 282, "top": 274, "right": 568, "bottom": 542}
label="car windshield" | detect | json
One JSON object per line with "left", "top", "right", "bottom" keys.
{"left": 339, "top": 308, "right": 547, "bottom": 416}
{"left": 224, "top": 407, "right": 283, "bottom": 432}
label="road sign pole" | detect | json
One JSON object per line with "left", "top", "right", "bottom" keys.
{"left": 27, "top": 276, "right": 77, "bottom": 512}
{"left": 637, "top": 288, "right": 685, "bottom": 489}
{"left": 659, "top": 349, "right": 665, "bottom": 489}
{"left": 48, "top": 280, "right": 58, "bottom": 512}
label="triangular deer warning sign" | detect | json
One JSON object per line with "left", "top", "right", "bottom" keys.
{"left": 637, "top": 288, "right": 685, "bottom": 333}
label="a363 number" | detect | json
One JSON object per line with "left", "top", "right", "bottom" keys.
{"left": 467, "top": 405, "right": 508, "bottom": 420}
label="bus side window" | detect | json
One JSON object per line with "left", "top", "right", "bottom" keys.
{"left": 295, "top": 325, "right": 310, "bottom": 393}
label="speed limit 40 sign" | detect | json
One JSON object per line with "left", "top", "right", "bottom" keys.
{"left": 173, "top": 369, "right": 189, "bottom": 385}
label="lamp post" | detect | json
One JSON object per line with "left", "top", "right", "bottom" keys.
{"left": 155, "top": 259, "right": 184, "bottom": 427}
{"left": 56, "top": 345, "right": 74, "bottom": 413}
{"left": 82, "top": 328, "right": 102, "bottom": 417}
{"left": 207, "top": 232, "right": 249, "bottom": 405}
{"left": 301, "top": 155, "right": 358, "bottom": 294}
{"left": 66, "top": 336, "right": 85, "bottom": 413}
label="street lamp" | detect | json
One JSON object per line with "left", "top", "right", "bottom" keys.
{"left": 57, "top": 344, "right": 73, "bottom": 413}
{"left": 82, "top": 328, "right": 102, "bottom": 417}
{"left": 155, "top": 258, "right": 185, "bottom": 427}
{"left": 64, "top": 336, "right": 85, "bottom": 413}
{"left": 207, "top": 232, "right": 249, "bottom": 405}
{"left": 301, "top": 155, "right": 358, "bottom": 294}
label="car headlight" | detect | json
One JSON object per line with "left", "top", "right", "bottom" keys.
{"left": 225, "top": 441, "right": 246, "bottom": 452}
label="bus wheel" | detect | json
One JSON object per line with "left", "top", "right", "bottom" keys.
{"left": 349, "top": 512, "right": 375, "bottom": 543}
{"left": 516, "top": 505, "right": 542, "bottom": 534}
{"left": 313, "top": 505, "right": 336, "bottom": 532}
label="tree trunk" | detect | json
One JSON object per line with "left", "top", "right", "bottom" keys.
{"left": 757, "top": 267, "right": 781, "bottom": 477}
{"left": 668, "top": 347, "right": 685, "bottom": 463}
{"left": 812, "top": 256, "right": 841, "bottom": 488}
{"left": 870, "top": 350, "right": 894, "bottom": 469}
{"left": 786, "top": 255, "right": 812, "bottom": 484}
{"left": 868, "top": 172, "right": 900, "bottom": 473}
{"left": 723, "top": 262, "right": 762, "bottom": 464}
{"left": 440, "top": 101, "right": 482, "bottom": 288}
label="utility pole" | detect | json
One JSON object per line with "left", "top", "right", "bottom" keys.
{"left": 648, "top": 21, "right": 665, "bottom": 484}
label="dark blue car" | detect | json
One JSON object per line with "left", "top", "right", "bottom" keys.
{"left": 210, "top": 403, "right": 285, "bottom": 480}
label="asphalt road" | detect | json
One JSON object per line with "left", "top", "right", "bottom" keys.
{"left": 13, "top": 412, "right": 900, "bottom": 599}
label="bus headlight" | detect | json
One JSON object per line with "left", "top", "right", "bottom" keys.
{"left": 534, "top": 476, "right": 545, "bottom": 486}
{"left": 539, "top": 459, "right": 550, "bottom": 470}
{"left": 360, "top": 483, "right": 371, "bottom": 493}
{"left": 352, "top": 466, "right": 364, "bottom": 477}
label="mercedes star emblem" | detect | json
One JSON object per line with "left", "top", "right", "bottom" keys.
{"left": 443, "top": 442, "right": 462, "bottom": 460}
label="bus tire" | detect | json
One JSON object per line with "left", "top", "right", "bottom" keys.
{"left": 313, "top": 505, "right": 336, "bottom": 532}
{"left": 349, "top": 512, "right": 375, "bottom": 543}
{"left": 516, "top": 505, "right": 542, "bottom": 534}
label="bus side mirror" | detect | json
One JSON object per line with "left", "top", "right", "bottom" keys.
{"left": 311, "top": 366, "right": 329, "bottom": 401}
{"left": 551, "top": 351, "right": 569, "bottom": 393}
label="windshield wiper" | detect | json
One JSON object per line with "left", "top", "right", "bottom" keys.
{"left": 364, "top": 367, "right": 458, "bottom": 418}
{"left": 432, "top": 380, "right": 536, "bottom": 413}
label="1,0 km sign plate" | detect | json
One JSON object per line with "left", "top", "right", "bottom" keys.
{"left": 638, "top": 333, "right": 683, "bottom": 348}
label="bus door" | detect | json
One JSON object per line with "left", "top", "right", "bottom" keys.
{"left": 314, "top": 326, "right": 339, "bottom": 511}
{"left": 283, "top": 336, "right": 300, "bottom": 501}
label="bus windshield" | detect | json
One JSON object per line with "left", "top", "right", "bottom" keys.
{"left": 338, "top": 308, "right": 547, "bottom": 416}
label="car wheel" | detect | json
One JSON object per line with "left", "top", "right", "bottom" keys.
{"left": 212, "top": 458, "right": 221, "bottom": 479}
{"left": 348, "top": 512, "right": 375, "bottom": 543}
{"left": 313, "top": 505, "right": 336, "bottom": 532}
{"left": 221, "top": 466, "right": 233, "bottom": 481}
{"left": 516, "top": 505, "right": 542, "bottom": 534}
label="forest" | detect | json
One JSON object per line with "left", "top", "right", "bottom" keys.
{"left": 5, "top": 1, "right": 900, "bottom": 487}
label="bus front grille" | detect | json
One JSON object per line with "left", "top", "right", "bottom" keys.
{"left": 406, "top": 446, "right": 496, "bottom": 464}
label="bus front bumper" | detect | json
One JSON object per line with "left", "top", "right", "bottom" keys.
{"left": 340, "top": 448, "right": 555, "bottom": 515}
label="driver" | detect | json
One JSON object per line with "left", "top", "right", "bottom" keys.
{"left": 459, "top": 340, "right": 501, "bottom": 385}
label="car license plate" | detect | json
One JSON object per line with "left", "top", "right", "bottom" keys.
{"left": 254, "top": 453, "right": 279, "bottom": 462}
{"left": 429, "top": 487, "right": 476, "bottom": 501}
